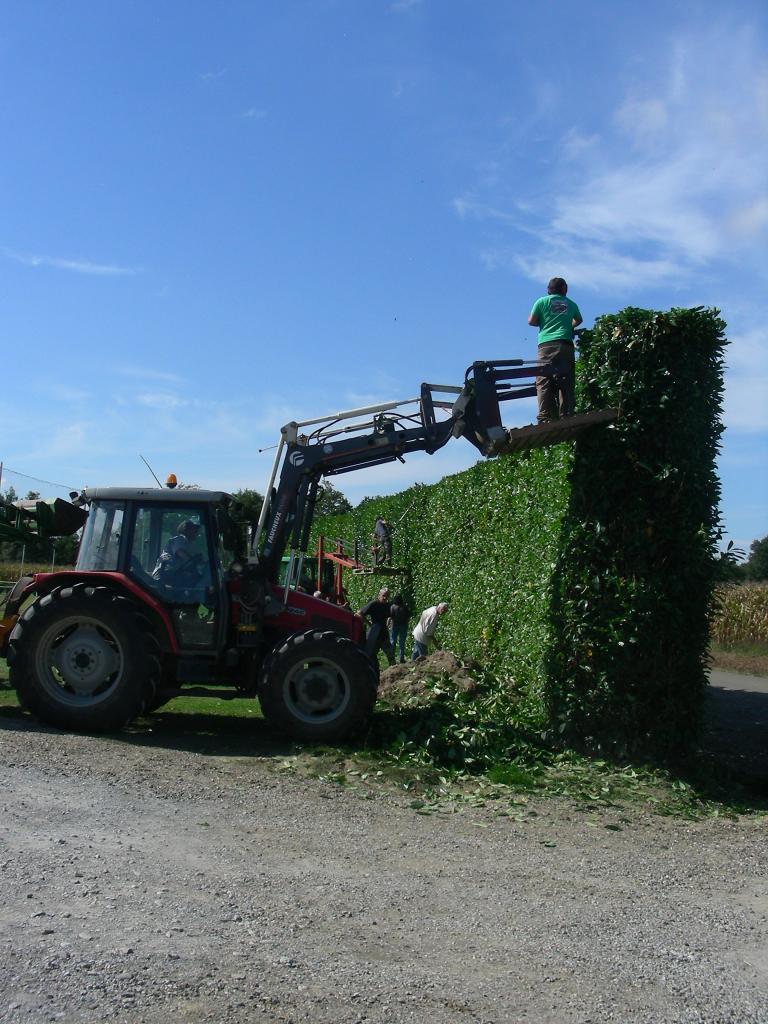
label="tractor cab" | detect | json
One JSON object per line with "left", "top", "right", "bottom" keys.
{"left": 76, "top": 487, "right": 243, "bottom": 650}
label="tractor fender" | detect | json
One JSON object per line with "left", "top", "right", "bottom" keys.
{"left": 8, "top": 571, "right": 179, "bottom": 654}
{"left": 1, "top": 576, "right": 35, "bottom": 658}
{"left": 3, "top": 575, "right": 35, "bottom": 618}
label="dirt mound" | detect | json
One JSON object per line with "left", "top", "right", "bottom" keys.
{"left": 377, "top": 650, "right": 480, "bottom": 705}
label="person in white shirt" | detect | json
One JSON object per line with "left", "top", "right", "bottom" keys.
{"left": 411, "top": 602, "right": 448, "bottom": 660}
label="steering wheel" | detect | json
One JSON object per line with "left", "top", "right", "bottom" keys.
{"left": 169, "top": 553, "right": 205, "bottom": 585}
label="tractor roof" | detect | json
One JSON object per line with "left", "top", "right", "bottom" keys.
{"left": 82, "top": 487, "right": 232, "bottom": 504}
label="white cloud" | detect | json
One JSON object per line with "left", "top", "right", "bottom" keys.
{"left": 136, "top": 392, "right": 189, "bottom": 410}
{"left": 44, "top": 423, "right": 88, "bottom": 458}
{"left": 729, "top": 197, "right": 768, "bottom": 238}
{"left": 455, "top": 24, "right": 768, "bottom": 293}
{"left": 3, "top": 248, "right": 141, "bottom": 276}
{"left": 562, "top": 129, "right": 601, "bottom": 160}
{"left": 451, "top": 196, "right": 518, "bottom": 224}
{"left": 515, "top": 244, "right": 681, "bottom": 292}
{"left": 550, "top": 160, "right": 723, "bottom": 264}
{"left": 34, "top": 382, "right": 92, "bottom": 403}
{"left": 723, "top": 376, "right": 768, "bottom": 433}
{"left": 722, "top": 326, "right": 768, "bottom": 433}
{"left": 0, "top": 369, "right": 322, "bottom": 494}
{"left": 718, "top": 446, "right": 768, "bottom": 469}
{"left": 613, "top": 97, "right": 669, "bottom": 147}
{"left": 117, "top": 366, "right": 187, "bottom": 385}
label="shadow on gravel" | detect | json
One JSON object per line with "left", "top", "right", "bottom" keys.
{"left": 122, "top": 711, "right": 298, "bottom": 759}
{"left": 700, "top": 684, "right": 768, "bottom": 809}
{"left": 0, "top": 703, "right": 296, "bottom": 760}
{"left": 2, "top": 682, "right": 766, "bottom": 809}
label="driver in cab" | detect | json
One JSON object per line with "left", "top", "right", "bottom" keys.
{"left": 152, "top": 519, "right": 201, "bottom": 583}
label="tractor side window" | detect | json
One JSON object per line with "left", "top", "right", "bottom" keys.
{"left": 278, "top": 555, "right": 317, "bottom": 594}
{"left": 300, "top": 560, "right": 317, "bottom": 593}
{"left": 215, "top": 507, "right": 243, "bottom": 573}
{"left": 76, "top": 502, "right": 125, "bottom": 571}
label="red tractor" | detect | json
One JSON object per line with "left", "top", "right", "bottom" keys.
{"left": 1, "top": 360, "right": 615, "bottom": 741}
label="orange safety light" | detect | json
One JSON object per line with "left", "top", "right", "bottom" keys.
{"left": 166, "top": 473, "right": 178, "bottom": 489}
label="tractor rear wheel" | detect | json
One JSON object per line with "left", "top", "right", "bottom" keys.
{"left": 258, "top": 630, "right": 378, "bottom": 742}
{"left": 8, "top": 584, "right": 160, "bottom": 732}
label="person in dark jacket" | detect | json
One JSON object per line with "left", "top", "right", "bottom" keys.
{"left": 389, "top": 593, "right": 411, "bottom": 664}
{"left": 372, "top": 516, "right": 392, "bottom": 566}
{"left": 359, "top": 586, "right": 395, "bottom": 665}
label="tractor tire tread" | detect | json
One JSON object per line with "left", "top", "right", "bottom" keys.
{"left": 9, "top": 586, "right": 161, "bottom": 732}
{"left": 258, "top": 629, "right": 377, "bottom": 743}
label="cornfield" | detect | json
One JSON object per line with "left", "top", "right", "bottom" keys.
{"left": 711, "top": 583, "right": 768, "bottom": 647}
{"left": 0, "top": 562, "right": 74, "bottom": 583}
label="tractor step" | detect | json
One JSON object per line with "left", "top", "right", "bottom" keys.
{"left": 156, "top": 687, "right": 247, "bottom": 701}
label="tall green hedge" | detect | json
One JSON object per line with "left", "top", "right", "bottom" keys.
{"left": 545, "top": 307, "right": 726, "bottom": 757}
{"left": 315, "top": 307, "right": 726, "bottom": 759}
{"left": 315, "top": 448, "right": 572, "bottom": 728}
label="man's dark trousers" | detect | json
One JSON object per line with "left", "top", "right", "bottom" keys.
{"left": 536, "top": 340, "right": 575, "bottom": 422}
{"left": 366, "top": 623, "right": 394, "bottom": 665}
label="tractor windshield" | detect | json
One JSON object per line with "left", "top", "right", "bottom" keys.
{"left": 76, "top": 501, "right": 125, "bottom": 571}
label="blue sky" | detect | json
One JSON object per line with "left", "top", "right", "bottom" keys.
{"left": 1, "top": 0, "right": 766, "bottom": 551}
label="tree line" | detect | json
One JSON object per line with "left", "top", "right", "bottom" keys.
{"left": 1, "top": 481, "right": 353, "bottom": 568}
{"left": 1, "top": 479, "right": 762, "bottom": 583}
{"left": 718, "top": 535, "right": 768, "bottom": 582}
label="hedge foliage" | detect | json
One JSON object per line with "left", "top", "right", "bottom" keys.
{"left": 315, "top": 307, "right": 726, "bottom": 760}
{"left": 315, "top": 447, "right": 572, "bottom": 731}
{"left": 545, "top": 307, "right": 726, "bottom": 757}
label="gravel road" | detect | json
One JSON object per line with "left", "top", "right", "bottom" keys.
{"left": 1, "top": 713, "right": 767, "bottom": 1024}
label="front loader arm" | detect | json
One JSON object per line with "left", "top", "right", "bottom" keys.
{"left": 253, "top": 359, "right": 549, "bottom": 581}
{"left": 253, "top": 357, "right": 617, "bottom": 588}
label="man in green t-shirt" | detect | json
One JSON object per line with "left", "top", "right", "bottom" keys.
{"left": 528, "top": 277, "right": 583, "bottom": 423}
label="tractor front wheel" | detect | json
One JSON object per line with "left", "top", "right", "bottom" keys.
{"left": 258, "top": 630, "right": 378, "bottom": 742}
{"left": 8, "top": 585, "right": 160, "bottom": 732}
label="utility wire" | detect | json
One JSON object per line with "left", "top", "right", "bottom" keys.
{"left": 0, "top": 467, "right": 78, "bottom": 493}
